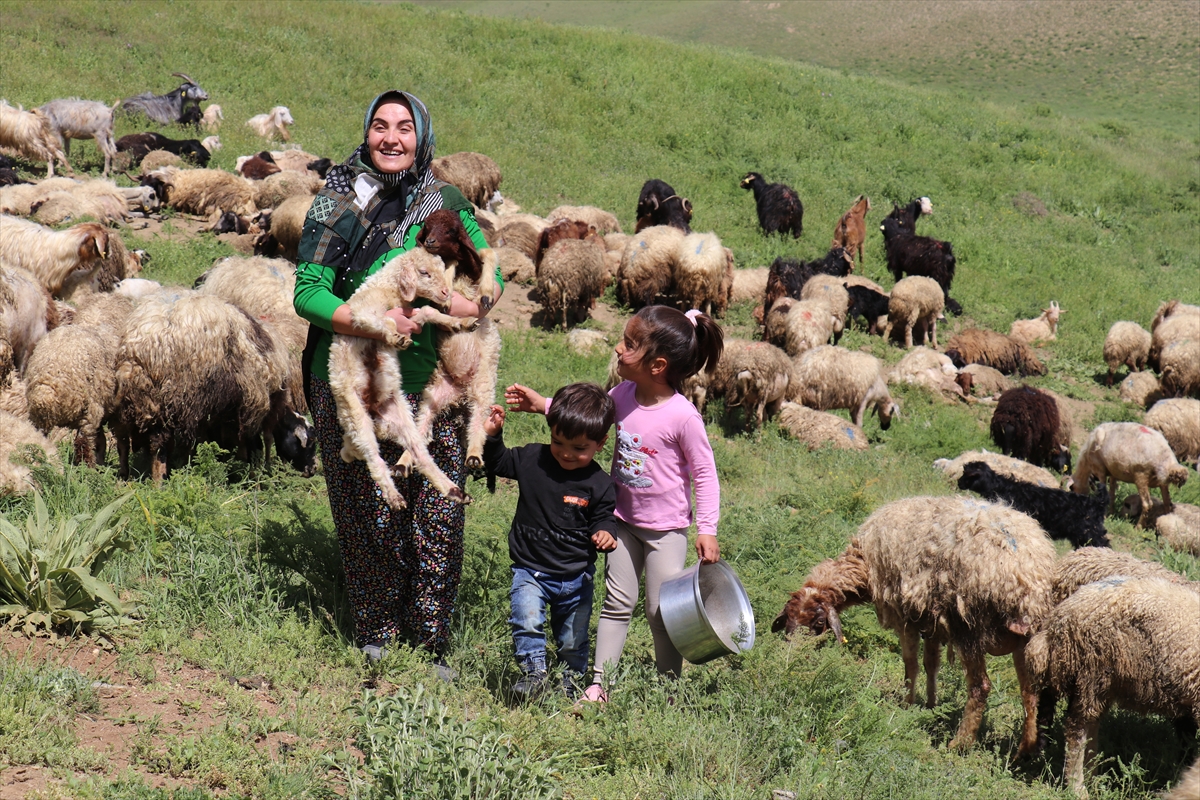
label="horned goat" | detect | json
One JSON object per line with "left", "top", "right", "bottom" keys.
{"left": 120, "top": 73, "right": 208, "bottom": 126}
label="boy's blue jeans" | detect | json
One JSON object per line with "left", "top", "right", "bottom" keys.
{"left": 509, "top": 565, "right": 594, "bottom": 677}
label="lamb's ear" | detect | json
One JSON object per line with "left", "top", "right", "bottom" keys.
{"left": 396, "top": 260, "right": 419, "bottom": 303}
{"left": 770, "top": 611, "right": 788, "bottom": 634}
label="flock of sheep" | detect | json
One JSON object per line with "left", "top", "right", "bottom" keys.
{"left": 1, "top": 74, "right": 1198, "bottom": 800}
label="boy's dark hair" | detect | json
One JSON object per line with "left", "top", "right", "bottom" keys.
{"left": 547, "top": 383, "right": 615, "bottom": 443}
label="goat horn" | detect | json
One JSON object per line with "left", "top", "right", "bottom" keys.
{"left": 172, "top": 72, "right": 197, "bottom": 85}
{"left": 827, "top": 605, "right": 846, "bottom": 644}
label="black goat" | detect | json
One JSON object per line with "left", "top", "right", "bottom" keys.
{"left": 990, "top": 386, "right": 1071, "bottom": 473}
{"left": 886, "top": 197, "right": 933, "bottom": 232}
{"left": 121, "top": 72, "right": 209, "bottom": 126}
{"left": 116, "top": 132, "right": 211, "bottom": 166}
{"left": 958, "top": 461, "right": 1109, "bottom": 548}
{"left": 844, "top": 283, "right": 890, "bottom": 335}
{"left": 273, "top": 409, "right": 317, "bottom": 477}
{"left": 635, "top": 179, "right": 692, "bottom": 233}
{"left": 740, "top": 171, "right": 803, "bottom": 238}
{"left": 879, "top": 216, "right": 962, "bottom": 315}
{"left": 762, "top": 246, "right": 853, "bottom": 315}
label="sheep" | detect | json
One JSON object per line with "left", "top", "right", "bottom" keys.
{"left": 1072, "top": 422, "right": 1189, "bottom": 528}
{"left": 0, "top": 215, "right": 107, "bottom": 296}
{"left": 799, "top": 274, "right": 849, "bottom": 342}
{"left": 120, "top": 73, "right": 209, "bottom": 126}
{"left": 537, "top": 235, "right": 607, "bottom": 330}
{"left": 1157, "top": 505, "right": 1200, "bottom": 556}
{"left": 430, "top": 151, "right": 502, "bottom": 208}
{"left": 1008, "top": 301, "right": 1062, "bottom": 345}
{"left": 1167, "top": 758, "right": 1200, "bottom": 800}
{"left": 879, "top": 216, "right": 961, "bottom": 315}
{"left": 253, "top": 171, "right": 322, "bottom": 209}
{"left": 200, "top": 104, "right": 223, "bottom": 131}
{"left": 777, "top": 401, "right": 868, "bottom": 451}
{"left": 328, "top": 248, "right": 477, "bottom": 510}
{"left": 844, "top": 283, "right": 890, "bottom": 335}
{"left": 1145, "top": 398, "right": 1200, "bottom": 464}
{"left": 58, "top": 230, "right": 143, "bottom": 301}
{"left": 495, "top": 219, "right": 543, "bottom": 261}
{"left": 830, "top": 194, "right": 870, "bottom": 267}
{"left": 740, "top": 171, "right": 803, "bottom": 238}
{"left": 268, "top": 149, "right": 332, "bottom": 178}
{"left": 1160, "top": 337, "right": 1200, "bottom": 399}
{"left": 113, "top": 278, "right": 163, "bottom": 299}
{"left": 495, "top": 246, "right": 535, "bottom": 285}
{"left": 138, "top": 150, "right": 184, "bottom": 174}
{"left": 201, "top": 135, "right": 222, "bottom": 154}
{"left": 761, "top": 247, "right": 853, "bottom": 317}
{"left": 730, "top": 267, "right": 769, "bottom": 304}
{"left": 246, "top": 107, "right": 294, "bottom": 142}
{"left": 764, "top": 297, "right": 837, "bottom": 358}
{"left": 888, "top": 346, "right": 966, "bottom": 401}
{"left": 934, "top": 449, "right": 1063, "bottom": 488}
{"left": 772, "top": 495, "right": 1056, "bottom": 756}
{"left": 0, "top": 263, "right": 57, "bottom": 372}
{"left": 883, "top": 275, "right": 944, "bottom": 349}
{"left": 116, "top": 132, "right": 211, "bottom": 167}
{"left": 990, "top": 386, "right": 1071, "bottom": 473}
{"left": 0, "top": 100, "right": 71, "bottom": 177}
{"left": 237, "top": 151, "right": 282, "bottom": 180}
{"left": 534, "top": 218, "right": 591, "bottom": 267}
{"left": 790, "top": 345, "right": 899, "bottom": 430}
{"left": 886, "top": 196, "right": 933, "bottom": 231}
{"left": 29, "top": 179, "right": 131, "bottom": 226}
{"left": 1119, "top": 370, "right": 1164, "bottom": 408}
{"left": 145, "top": 166, "right": 258, "bottom": 217}
{"left": 708, "top": 339, "right": 794, "bottom": 428}
{"left": 1051, "top": 546, "right": 1194, "bottom": 604}
{"left": 254, "top": 194, "right": 311, "bottom": 262}
{"left": 616, "top": 224, "right": 684, "bottom": 309}
{"left": 945, "top": 328, "right": 1047, "bottom": 377}
{"left": 1024, "top": 577, "right": 1200, "bottom": 800}
{"left": 673, "top": 231, "right": 729, "bottom": 317}
{"left": 635, "top": 179, "right": 692, "bottom": 233}
{"left": 1149, "top": 301, "right": 1200, "bottom": 371}
{"left": 0, "top": 409, "right": 58, "bottom": 496}
{"left": 1102, "top": 320, "right": 1151, "bottom": 386}
{"left": 957, "top": 461, "right": 1108, "bottom": 548}
{"left": 546, "top": 205, "right": 622, "bottom": 235}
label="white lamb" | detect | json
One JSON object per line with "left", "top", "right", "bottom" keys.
{"left": 246, "top": 107, "right": 294, "bottom": 142}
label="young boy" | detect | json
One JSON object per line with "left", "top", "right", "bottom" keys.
{"left": 483, "top": 382, "right": 618, "bottom": 699}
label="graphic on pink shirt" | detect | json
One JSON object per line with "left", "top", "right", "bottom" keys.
{"left": 615, "top": 426, "right": 654, "bottom": 488}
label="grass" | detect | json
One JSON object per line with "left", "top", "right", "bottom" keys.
{"left": 1, "top": 1, "right": 1198, "bottom": 798}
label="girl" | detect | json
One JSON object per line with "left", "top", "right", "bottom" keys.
{"left": 506, "top": 305, "right": 724, "bottom": 701}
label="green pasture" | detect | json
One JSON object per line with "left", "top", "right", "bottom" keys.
{"left": 1, "top": 1, "right": 1198, "bottom": 798}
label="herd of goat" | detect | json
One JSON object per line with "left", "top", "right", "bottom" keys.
{"left": 1, "top": 73, "right": 1199, "bottom": 800}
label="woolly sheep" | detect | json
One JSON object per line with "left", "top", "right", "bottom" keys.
{"left": 1025, "top": 577, "right": 1200, "bottom": 800}
{"left": 237, "top": 151, "right": 281, "bottom": 180}
{"left": 777, "top": 401, "right": 868, "bottom": 451}
{"left": 1072, "top": 422, "right": 1189, "bottom": 527}
{"left": 495, "top": 246, "right": 535, "bottom": 284}
{"left": 430, "top": 151, "right": 502, "bottom": 208}
{"left": 0, "top": 176, "right": 81, "bottom": 216}
{"left": 254, "top": 171, "right": 322, "bottom": 209}
{"left": 1157, "top": 504, "right": 1200, "bottom": 556}
{"left": 888, "top": 346, "right": 965, "bottom": 401}
{"left": 773, "top": 496, "right": 1056, "bottom": 756}
{"left": 1159, "top": 337, "right": 1200, "bottom": 399}
{"left": 246, "top": 107, "right": 294, "bottom": 142}
{"left": 674, "top": 231, "right": 730, "bottom": 317}
{"left": 933, "top": 449, "right": 1062, "bottom": 488}
{"left": 0, "top": 214, "right": 107, "bottom": 296}
{"left": 495, "top": 219, "right": 542, "bottom": 261}
{"left": 1102, "top": 320, "right": 1150, "bottom": 386}
{"left": 761, "top": 248, "right": 853, "bottom": 317}
{"left": 616, "top": 225, "right": 683, "bottom": 308}
{"left": 145, "top": 166, "right": 258, "bottom": 217}
{"left": 764, "top": 297, "right": 837, "bottom": 358}
{"left": 1051, "top": 546, "right": 1194, "bottom": 604}
{"left": 1149, "top": 301, "right": 1200, "bottom": 370}
{"left": 268, "top": 148, "right": 330, "bottom": 177}
{"left": 1009, "top": 301, "right": 1062, "bottom": 344}
{"left": 31, "top": 178, "right": 130, "bottom": 226}
{"left": 990, "top": 386, "right": 1070, "bottom": 472}
{"left": 884, "top": 275, "right": 944, "bottom": 349}
{"left": 537, "top": 235, "right": 607, "bottom": 330}
{"left": 58, "top": 230, "right": 143, "bottom": 302}
{"left": 0, "top": 263, "right": 56, "bottom": 371}
{"left": 790, "top": 345, "right": 899, "bottom": 430}
{"left": 139, "top": 149, "right": 184, "bottom": 174}
{"left": 201, "top": 104, "right": 223, "bottom": 132}
{"left": 730, "top": 267, "right": 769, "bottom": 304}
{"left": 1119, "top": 370, "right": 1164, "bottom": 408}
{"left": 945, "top": 328, "right": 1046, "bottom": 377}
{"left": 256, "top": 193, "right": 311, "bottom": 261}
{"left": 799, "top": 274, "right": 849, "bottom": 342}
{"left": 1166, "top": 758, "right": 1200, "bottom": 800}
{"left": 1144, "top": 398, "right": 1200, "bottom": 464}
{"left": 546, "top": 205, "right": 622, "bottom": 235}
{"left": 0, "top": 409, "right": 58, "bottom": 496}
{"left": 708, "top": 339, "right": 793, "bottom": 428}
{"left": 0, "top": 100, "right": 71, "bottom": 177}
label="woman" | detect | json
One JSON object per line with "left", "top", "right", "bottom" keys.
{"left": 293, "top": 91, "right": 502, "bottom": 671}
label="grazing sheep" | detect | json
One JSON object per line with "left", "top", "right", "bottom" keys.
{"left": 764, "top": 297, "right": 837, "bottom": 358}
{"left": 0, "top": 263, "right": 58, "bottom": 371}
{"left": 958, "top": 461, "right": 1108, "bottom": 548}
{"left": 799, "top": 275, "right": 849, "bottom": 342}
{"left": 0, "top": 100, "right": 71, "bottom": 177}
{"left": 1120, "top": 370, "right": 1164, "bottom": 408}
{"left": 1160, "top": 337, "right": 1200, "bottom": 399}
{"left": 990, "top": 386, "right": 1071, "bottom": 472}
{"left": 773, "top": 495, "right": 1056, "bottom": 756}
{"left": 1072, "top": 422, "right": 1189, "bottom": 527}
{"left": 674, "top": 231, "right": 729, "bottom": 317}
{"left": 0, "top": 214, "right": 107, "bottom": 296}
{"left": 537, "top": 235, "right": 607, "bottom": 330}
{"left": 1009, "top": 301, "right": 1063, "bottom": 344}
{"left": 547, "top": 205, "right": 622, "bottom": 235}
{"left": 120, "top": 73, "right": 208, "bottom": 126}
{"left": 945, "top": 328, "right": 1046, "bottom": 377}
{"left": 708, "top": 339, "right": 794, "bottom": 428}
{"left": 740, "top": 171, "right": 803, "bottom": 238}
{"left": 879, "top": 215, "right": 960, "bottom": 315}
{"left": 777, "top": 401, "right": 868, "bottom": 451}
{"left": 116, "top": 132, "right": 211, "bottom": 167}
{"left": 1157, "top": 504, "right": 1200, "bottom": 556}
{"left": 934, "top": 449, "right": 1063, "bottom": 488}
{"left": 762, "top": 247, "right": 854, "bottom": 316}
{"left": 430, "top": 151, "right": 502, "bottom": 208}
{"left": 831, "top": 194, "right": 871, "bottom": 267}
{"left": 201, "top": 104, "right": 223, "bottom": 132}
{"left": 884, "top": 275, "right": 945, "bottom": 349}
{"left": 144, "top": 166, "right": 258, "bottom": 217}
{"left": 616, "top": 225, "right": 684, "bottom": 309}
{"left": 1102, "top": 320, "right": 1151, "bottom": 387}
{"left": 1025, "top": 577, "right": 1200, "bottom": 800}
{"left": 844, "top": 282, "right": 890, "bottom": 335}
{"left": 1051, "top": 546, "right": 1194, "bottom": 604}
{"left": 246, "top": 107, "right": 294, "bottom": 142}
{"left": 790, "top": 345, "right": 899, "bottom": 430}
{"left": 888, "top": 346, "right": 966, "bottom": 401}
{"left": 635, "top": 178, "right": 692, "bottom": 233}
{"left": 0, "top": 409, "right": 58, "bottom": 496}
{"left": 730, "top": 267, "right": 769, "bottom": 304}
{"left": 1145, "top": 398, "right": 1200, "bottom": 464}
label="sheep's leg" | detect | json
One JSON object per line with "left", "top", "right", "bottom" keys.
{"left": 923, "top": 635, "right": 942, "bottom": 708}
{"left": 1134, "top": 474, "right": 1154, "bottom": 528}
{"left": 329, "top": 350, "right": 407, "bottom": 509}
{"left": 1062, "top": 704, "right": 1097, "bottom": 800}
{"left": 1010, "top": 643, "right": 1041, "bottom": 758}
{"left": 395, "top": 373, "right": 462, "bottom": 476}
{"left": 373, "top": 394, "right": 468, "bottom": 506}
{"left": 899, "top": 625, "right": 920, "bottom": 705}
{"left": 412, "top": 307, "right": 479, "bottom": 333}
{"left": 94, "top": 427, "right": 108, "bottom": 467}
{"left": 949, "top": 650, "right": 991, "bottom": 750}
{"left": 150, "top": 433, "right": 171, "bottom": 486}
{"left": 1158, "top": 482, "right": 1174, "bottom": 516}
{"left": 73, "top": 430, "right": 95, "bottom": 468}
{"left": 930, "top": 317, "right": 939, "bottom": 350}
{"left": 1105, "top": 367, "right": 1115, "bottom": 387}
{"left": 115, "top": 425, "right": 131, "bottom": 479}
{"left": 853, "top": 395, "right": 869, "bottom": 428}
{"left": 1105, "top": 473, "right": 1117, "bottom": 515}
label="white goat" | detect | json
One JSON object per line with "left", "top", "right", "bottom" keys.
{"left": 246, "top": 107, "right": 294, "bottom": 142}
{"left": 200, "top": 104, "right": 223, "bottom": 132}
{"left": 37, "top": 99, "right": 119, "bottom": 177}
{"left": 0, "top": 100, "right": 71, "bottom": 177}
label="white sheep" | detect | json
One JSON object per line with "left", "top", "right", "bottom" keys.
{"left": 0, "top": 100, "right": 71, "bottom": 177}
{"left": 0, "top": 176, "right": 81, "bottom": 215}
{"left": 1102, "top": 320, "right": 1150, "bottom": 386}
{"left": 146, "top": 166, "right": 258, "bottom": 217}
{"left": 799, "top": 274, "right": 849, "bottom": 343}
{"left": 36, "top": 99, "right": 119, "bottom": 177}
{"left": 254, "top": 171, "right": 322, "bottom": 210}
{"left": 1009, "top": 301, "right": 1062, "bottom": 344}
{"left": 790, "top": 345, "right": 900, "bottom": 430}
{"left": 1050, "top": 546, "right": 1196, "bottom": 605}
{"left": 777, "top": 401, "right": 868, "bottom": 451}
{"left": 708, "top": 339, "right": 793, "bottom": 428}
{"left": 246, "top": 107, "right": 294, "bottom": 142}
{"left": 673, "top": 231, "right": 729, "bottom": 317}
{"left": 31, "top": 178, "right": 131, "bottom": 226}
{"left": 200, "top": 104, "right": 223, "bottom": 132}
{"left": 1160, "top": 337, "right": 1200, "bottom": 399}
{"left": 1149, "top": 300, "right": 1200, "bottom": 369}
{"left": 884, "top": 275, "right": 944, "bottom": 349}
{"left": 430, "top": 152, "right": 502, "bottom": 208}
{"left": 1119, "top": 370, "right": 1163, "bottom": 408}
{"left": 267, "top": 148, "right": 328, "bottom": 176}
{"left": 888, "top": 346, "right": 966, "bottom": 401}
{"left": 1072, "top": 422, "right": 1189, "bottom": 527}
{"left": 0, "top": 214, "right": 108, "bottom": 296}
{"left": 494, "top": 246, "right": 535, "bottom": 285}
{"left": 1157, "top": 504, "right": 1200, "bottom": 556}
{"left": 933, "top": 448, "right": 1063, "bottom": 488}
{"left": 0, "top": 263, "right": 56, "bottom": 372}
{"left": 537, "top": 235, "right": 607, "bottom": 330}
{"left": 200, "top": 135, "right": 222, "bottom": 154}
{"left": 546, "top": 204, "right": 622, "bottom": 235}
{"left": 616, "top": 224, "right": 683, "bottom": 309}
{"left": 764, "top": 297, "right": 837, "bottom": 358}
{"left": 1144, "top": 398, "right": 1200, "bottom": 464}
{"left": 257, "top": 193, "right": 312, "bottom": 261}
{"left": 0, "top": 409, "right": 58, "bottom": 496}
{"left": 729, "top": 266, "right": 769, "bottom": 304}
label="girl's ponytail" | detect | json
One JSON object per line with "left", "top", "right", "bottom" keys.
{"left": 634, "top": 305, "right": 724, "bottom": 392}
{"left": 690, "top": 311, "right": 724, "bottom": 376}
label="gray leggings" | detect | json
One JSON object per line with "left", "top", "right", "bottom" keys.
{"left": 592, "top": 520, "right": 689, "bottom": 684}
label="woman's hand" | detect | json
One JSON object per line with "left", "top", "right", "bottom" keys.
{"left": 695, "top": 534, "right": 720, "bottom": 565}
{"left": 505, "top": 384, "right": 548, "bottom": 414}
{"left": 483, "top": 404, "right": 505, "bottom": 436}
{"left": 385, "top": 306, "right": 423, "bottom": 338}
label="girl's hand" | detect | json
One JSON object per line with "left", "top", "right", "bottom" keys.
{"left": 483, "top": 404, "right": 505, "bottom": 436}
{"left": 591, "top": 530, "right": 617, "bottom": 552}
{"left": 385, "top": 306, "right": 422, "bottom": 337}
{"left": 505, "top": 384, "right": 548, "bottom": 414}
{"left": 695, "top": 534, "right": 720, "bottom": 564}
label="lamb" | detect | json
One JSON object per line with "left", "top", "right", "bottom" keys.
{"left": 546, "top": 205, "right": 622, "bottom": 235}
{"left": 730, "top": 267, "right": 769, "bottom": 304}
{"left": 888, "top": 346, "right": 966, "bottom": 401}
{"left": 959, "top": 363, "right": 1014, "bottom": 398}
{"left": 1024, "top": 577, "right": 1200, "bottom": 800}
{"left": 673, "top": 231, "right": 730, "bottom": 317}
{"left": 830, "top": 194, "right": 870, "bottom": 267}
{"left": 708, "top": 339, "right": 794, "bottom": 428}
{"left": 430, "top": 151, "right": 502, "bottom": 208}
{"left": 0, "top": 263, "right": 57, "bottom": 371}
{"left": 537, "top": 235, "right": 607, "bottom": 330}
{"left": 0, "top": 214, "right": 107, "bottom": 295}
{"left": 237, "top": 151, "right": 282, "bottom": 180}
{"left": 635, "top": 179, "right": 692, "bottom": 233}
{"left": 777, "top": 401, "right": 868, "bottom": 451}
{"left": 740, "top": 171, "right": 803, "bottom": 238}
{"left": 879, "top": 216, "right": 960, "bottom": 315}
{"left": 116, "top": 132, "right": 211, "bottom": 166}
{"left": 934, "top": 449, "right": 1063, "bottom": 488}
{"left": 957, "top": 461, "right": 1108, "bottom": 548}
{"left": 772, "top": 495, "right": 1056, "bottom": 756}
{"left": 120, "top": 73, "right": 209, "bottom": 126}
{"left": 1145, "top": 398, "right": 1200, "bottom": 464}
{"left": 616, "top": 225, "right": 684, "bottom": 309}
{"left": 0, "top": 409, "right": 58, "bottom": 496}
{"left": 1009, "top": 301, "right": 1062, "bottom": 344}
{"left": 1102, "top": 321, "right": 1151, "bottom": 386}
{"left": 200, "top": 104, "right": 223, "bottom": 132}
{"left": 764, "top": 297, "right": 837, "bottom": 358}
{"left": 883, "top": 275, "right": 944, "bottom": 349}
{"left": 945, "top": 328, "right": 1046, "bottom": 376}
{"left": 799, "top": 275, "right": 849, "bottom": 343}
{"left": 268, "top": 149, "right": 332, "bottom": 178}
{"left": 1051, "top": 547, "right": 1195, "bottom": 605}
{"left": 35, "top": 99, "right": 119, "bottom": 178}
{"left": 144, "top": 167, "right": 258, "bottom": 217}
{"left": 761, "top": 247, "right": 853, "bottom": 316}
{"left": 1071, "top": 422, "right": 1189, "bottom": 528}
{"left": 790, "top": 345, "right": 899, "bottom": 429}
{"left": 990, "top": 386, "right": 1071, "bottom": 472}
{"left": 844, "top": 283, "right": 890, "bottom": 335}
{"left": 0, "top": 100, "right": 71, "bottom": 177}
{"left": 246, "top": 107, "right": 294, "bottom": 142}
{"left": 327, "top": 248, "right": 477, "bottom": 510}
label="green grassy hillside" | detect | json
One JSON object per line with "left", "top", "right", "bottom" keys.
{"left": 1, "top": 2, "right": 1198, "bottom": 798}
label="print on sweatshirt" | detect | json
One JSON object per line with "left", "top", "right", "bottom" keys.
{"left": 614, "top": 425, "right": 656, "bottom": 489}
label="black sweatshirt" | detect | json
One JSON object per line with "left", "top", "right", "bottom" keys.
{"left": 484, "top": 432, "right": 617, "bottom": 577}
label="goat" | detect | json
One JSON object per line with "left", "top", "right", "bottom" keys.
{"left": 36, "top": 99, "right": 120, "bottom": 177}
{"left": 886, "top": 197, "right": 933, "bottom": 231}
{"left": 0, "top": 101, "right": 72, "bottom": 177}
{"left": 740, "top": 171, "right": 803, "bottom": 238}
{"left": 635, "top": 178, "right": 692, "bottom": 233}
{"left": 831, "top": 195, "right": 871, "bottom": 267}
{"left": 879, "top": 215, "right": 961, "bottom": 315}
{"left": 121, "top": 73, "right": 209, "bottom": 126}
{"left": 246, "top": 107, "right": 294, "bottom": 142}
{"left": 1009, "top": 301, "right": 1063, "bottom": 344}
{"left": 115, "top": 132, "right": 211, "bottom": 166}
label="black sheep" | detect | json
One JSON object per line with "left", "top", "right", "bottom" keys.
{"left": 958, "top": 461, "right": 1109, "bottom": 548}
{"left": 635, "top": 179, "right": 692, "bottom": 233}
{"left": 844, "top": 283, "right": 890, "bottom": 335}
{"left": 762, "top": 246, "right": 853, "bottom": 315}
{"left": 990, "top": 386, "right": 1071, "bottom": 473}
{"left": 116, "top": 132, "right": 211, "bottom": 166}
{"left": 740, "top": 171, "right": 803, "bottom": 238}
{"left": 879, "top": 216, "right": 962, "bottom": 315}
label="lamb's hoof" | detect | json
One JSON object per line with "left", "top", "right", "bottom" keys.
{"left": 478, "top": 295, "right": 493, "bottom": 313}
{"left": 447, "top": 487, "right": 471, "bottom": 506}
{"left": 465, "top": 454, "right": 484, "bottom": 471}
{"left": 383, "top": 491, "right": 407, "bottom": 510}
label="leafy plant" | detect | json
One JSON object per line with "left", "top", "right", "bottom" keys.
{"left": 0, "top": 491, "right": 137, "bottom": 633}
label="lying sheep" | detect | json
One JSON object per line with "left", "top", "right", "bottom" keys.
{"left": 430, "top": 151, "right": 501, "bottom": 208}
{"left": 1149, "top": 300, "right": 1200, "bottom": 370}
{"left": 945, "top": 328, "right": 1046, "bottom": 377}
{"left": 730, "top": 267, "right": 769, "bottom": 304}
{"left": 958, "top": 461, "right": 1108, "bottom": 548}
{"left": 777, "top": 401, "right": 868, "bottom": 451}
{"left": 0, "top": 263, "right": 57, "bottom": 372}
{"left": 246, "top": 107, "right": 294, "bottom": 142}
{"left": 1051, "top": 546, "right": 1194, "bottom": 604}
{"left": 1072, "top": 422, "right": 1189, "bottom": 528}
{"left": 1167, "top": 759, "right": 1200, "bottom": 800}
{"left": 773, "top": 496, "right": 1056, "bottom": 756}
{"left": 888, "top": 346, "right": 966, "bottom": 401}
{"left": 1119, "top": 370, "right": 1163, "bottom": 408}
{"left": 764, "top": 297, "right": 837, "bottom": 358}
{"left": 674, "top": 231, "right": 730, "bottom": 317}
{"left": 1025, "top": 577, "right": 1200, "bottom": 800}
{"left": 268, "top": 148, "right": 331, "bottom": 177}
{"left": 547, "top": 205, "right": 622, "bottom": 235}
{"left": 790, "top": 345, "right": 899, "bottom": 430}
{"left": 1102, "top": 320, "right": 1150, "bottom": 386}
{"left": 537, "top": 235, "right": 607, "bottom": 330}
{"left": 237, "top": 151, "right": 281, "bottom": 180}
{"left": 0, "top": 176, "right": 81, "bottom": 215}
{"left": 1157, "top": 504, "right": 1200, "bottom": 556}
{"left": 254, "top": 171, "right": 322, "bottom": 209}
{"left": 495, "top": 218, "right": 542, "bottom": 261}
{"left": 201, "top": 104, "right": 223, "bottom": 132}
{"left": 616, "top": 225, "right": 683, "bottom": 309}
{"left": 0, "top": 100, "right": 71, "bottom": 177}
{"left": 884, "top": 275, "right": 944, "bottom": 349}
{"left": 0, "top": 409, "right": 58, "bottom": 496}
{"left": 1144, "top": 398, "right": 1200, "bottom": 464}
{"left": 934, "top": 448, "right": 1062, "bottom": 488}
{"left": 0, "top": 214, "right": 107, "bottom": 296}
{"left": 254, "top": 193, "right": 311, "bottom": 261}
{"left": 990, "top": 386, "right": 1071, "bottom": 472}
{"left": 30, "top": 178, "right": 132, "bottom": 226}
{"left": 495, "top": 246, "right": 535, "bottom": 285}
{"left": 1009, "top": 301, "right": 1062, "bottom": 344}
{"left": 708, "top": 339, "right": 793, "bottom": 428}
{"left": 143, "top": 167, "right": 258, "bottom": 217}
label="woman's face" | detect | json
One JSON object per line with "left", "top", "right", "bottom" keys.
{"left": 367, "top": 101, "right": 418, "bottom": 174}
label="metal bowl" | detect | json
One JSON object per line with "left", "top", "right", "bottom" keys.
{"left": 660, "top": 560, "right": 755, "bottom": 664}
